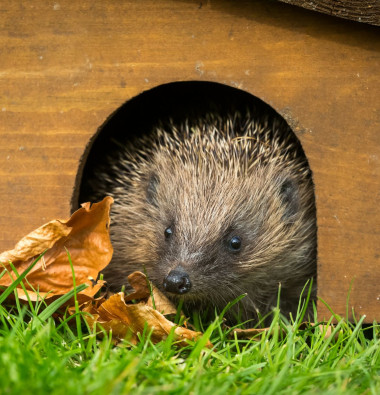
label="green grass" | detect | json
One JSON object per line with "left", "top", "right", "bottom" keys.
{"left": 0, "top": 262, "right": 379, "bottom": 394}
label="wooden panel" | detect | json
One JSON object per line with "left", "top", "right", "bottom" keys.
{"left": 0, "top": 0, "right": 379, "bottom": 321}
{"left": 278, "top": 0, "right": 380, "bottom": 26}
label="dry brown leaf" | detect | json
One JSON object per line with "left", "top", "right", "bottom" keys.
{"left": 124, "top": 271, "right": 151, "bottom": 302}
{"left": 298, "top": 322, "right": 338, "bottom": 340}
{"left": 316, "top": 323, "right": 339, "bottom": 340}
{"left": 0, "top": 197, "right": 113, "bottom": 301}
{"left": 0, "top": 221, "right": 72, "bottom": 268}
{"left": 9, "top": 280, "right": 106, "bottom": 307}
{"left": 146, "top": 286, "right": 178, "bottom": 316}
{"left": 85, "top": 292, "right": 212, "bottom": 348}
{"left": 124, "top": 271, "right": 177, "bottom": 316}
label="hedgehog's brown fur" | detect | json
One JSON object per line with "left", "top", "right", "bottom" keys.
{"left": 98, "top": 113, "right": 317, "bottom": 323}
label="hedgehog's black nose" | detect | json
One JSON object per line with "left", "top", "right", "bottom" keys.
{"left": 163, "top": 267, "right": 192, "bottom": 295}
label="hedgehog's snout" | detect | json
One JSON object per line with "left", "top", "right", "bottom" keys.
{"left": 163, "top": 266, "right": 192, "bottom": 295}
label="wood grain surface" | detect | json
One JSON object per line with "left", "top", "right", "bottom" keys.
{"left": 0, "top": 0, "right": 379, "bottom": 321}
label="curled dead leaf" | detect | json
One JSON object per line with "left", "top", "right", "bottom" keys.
{"left": 0, "top": 197, "right": 114, "bottom": 301}
{"left": 124, "top": 271, "right": 151, "bottom": 302}
{"left": 146, "top": 286, "right": 177, "bottom": 316}
{"left": 0, "top": 221, "right": 71, "bottom": 265}
{"left": 84, "top": 293, "right": 212, "bottom": 348}
{"left": 124, "top": 271, "right": 177, "bottom": 316}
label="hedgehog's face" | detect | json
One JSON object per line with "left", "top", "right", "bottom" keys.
{"left": 135, "top": 156, "right": 315, "bottom": 316}
{"left": 159, "top": 224, "right": 243, "bottom": 297}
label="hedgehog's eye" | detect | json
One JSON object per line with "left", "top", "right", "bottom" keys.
{"left": 229, "top": 236, "right": 242, "bottom": 251}
{"left": 164, "top": 227, "right": 173, "bottom": 239}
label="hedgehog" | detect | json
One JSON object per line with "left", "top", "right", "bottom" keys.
{"left": 88, "top": 113, "right": 317, "bottom": 323}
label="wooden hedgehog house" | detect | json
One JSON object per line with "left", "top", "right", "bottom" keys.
{"left": 0, "top": 0, "right": 379, "bottom": 322}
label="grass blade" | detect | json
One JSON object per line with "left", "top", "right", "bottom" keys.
{"left": 36, "top": 283, "right": 88, "bottom": 322}
{"left": 0, "top": 251, "right": 47, "bottom": 305}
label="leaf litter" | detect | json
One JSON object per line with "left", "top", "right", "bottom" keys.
{"left": 0, "top": 197, "right": 211, "bottom": 348}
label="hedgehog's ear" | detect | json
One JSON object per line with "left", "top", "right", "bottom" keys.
{"left": 146, "top": 172, "right": 159, "bottom": 207}
{"left": 279, "top": 177, "right": 299, "bottom": 221}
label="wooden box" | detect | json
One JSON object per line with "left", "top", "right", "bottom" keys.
{"left": 0, "top": 0, "right": 379, "bottom": 321}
